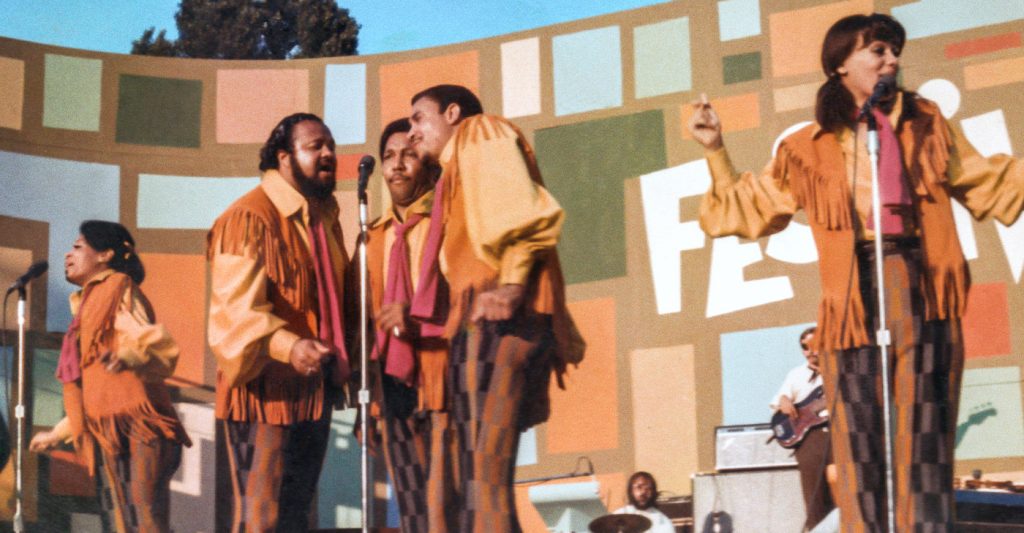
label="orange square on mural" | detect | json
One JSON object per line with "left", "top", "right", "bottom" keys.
{"left": 680, "top": 92, "right": 760, "bottom": 139}
{"left": 546, "top": 297, "right": 618, "bottom": 454}
{"left": 963, "top": 56, "right": 1024, "bottom": 91}
{"left": 139, "top": 253, "right": 207, "bottom": 386}
{"left": 378, "top": 51, "right": 479, "bottom": 128}
{"left": 769, "top": 0, "right": 873, "bottom": 78}
{"left": 945, "top": 32, "right": 1021, "bottom": 59}
{"left": 216, "top": 69, "right": 310, "bottom": 144}
{"left": 962, "top": 283, "right": 1012, "bottom": 359}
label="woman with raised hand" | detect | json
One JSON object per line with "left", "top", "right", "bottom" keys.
{"left": 688, "top": 13, "right": 1023, "bottom": 532}
{"left": 30, "top": 220, "right": 190, "bottom": 533}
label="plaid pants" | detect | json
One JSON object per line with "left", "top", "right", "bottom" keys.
{"left": 97, "top": 437, "right": 182, "bottom": 533}
{"left": 446, "top": 315, "right": 554, "bottom": 533}
{"left": 823, "top": 243, "right": 962, "bottom": 533}
{"left": 223, "top": 412, "right": 331, "bottom": 533}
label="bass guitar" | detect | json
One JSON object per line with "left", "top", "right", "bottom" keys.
{"left": 769, "top": 385, "right": 828, "bottom": 448}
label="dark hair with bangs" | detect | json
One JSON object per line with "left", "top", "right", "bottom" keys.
{"left": 815, "top": 13, "right": 906, "bottom": 132}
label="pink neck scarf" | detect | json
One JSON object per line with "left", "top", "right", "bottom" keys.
{"left": 867, "top": 108, "right": 912, "bottom": 234}
{"left": 409, "top": 177, "right": 448, "bottom": 337}
{"left": 307, "top": 203, "right": 350, "bottom": 384}
{"left": 373, "top": 212, "right": 425, "bottom": 384}
{"left": 56, "top": 284, "right": 95, "bottom": 384}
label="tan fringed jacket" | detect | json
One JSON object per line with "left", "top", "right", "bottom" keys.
{"left": 700, "top": 96, "right": 1024, "bottom": 352}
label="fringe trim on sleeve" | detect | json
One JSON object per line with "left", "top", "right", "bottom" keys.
{"left": 778, "top": 143, "right": 854, "bottom": 231}
{"left": 208, "top": 202, "right": 311, "bottom": 312}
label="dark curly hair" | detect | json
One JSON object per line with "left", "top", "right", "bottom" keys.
{"left": 258, "top": 113, "right": 327, "bottom": 171}
{"left": 79, "top": 220, "right": 145, "bottom": 284}
{"left": 626, "top": 471, "right": 659, "bottom": 508}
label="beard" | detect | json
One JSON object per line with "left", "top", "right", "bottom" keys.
{"left": 291, "top": 153, "right": 336, "bottom": 200}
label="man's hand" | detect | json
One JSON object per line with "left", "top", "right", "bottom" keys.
{"left": 29, "top": 430, "right": 62, "bottom": 453}
{"left": 687, "top": 93, "right": 724, "bottom": 151}
{"left": 290, "top": 339, "right": 333, "bottom": 376}
{"left": 778, "top": 395, "right": 798, "bottom": 419}
{"left": 470, "top": 284, "right": 525, "bottom": 323}
{"left": 376, "top": 303, "right": 409, "bottom": 338}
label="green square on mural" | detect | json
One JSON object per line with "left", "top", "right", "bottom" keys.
{"left": 116, "top": 74, "right": 202, "bottom": 148}
{"left": 43, "top": 54, "right": 102, "bottom": 131}
{"left": 535, "top": 110, "right": 666, "bottom": 284}
{"left": 723, "top": 52, "right": 761, "bottom": 84}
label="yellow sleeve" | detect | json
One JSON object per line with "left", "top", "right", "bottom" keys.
{"left": 208, "top": 252, "right": 298, "bottom": 388}
{"left": 699, "top": 147, "right": 797, "bottom": 239}
{"left": 456, "top": 116, "right": 565, "bottom": 285}
{"left": 113, "top": 285, "right": 179, "bottom": 381}
{"left": 946, "top": 122, "right": 1024, "bottom": 226}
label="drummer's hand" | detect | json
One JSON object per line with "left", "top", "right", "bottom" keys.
{"left": 687, "top": 93, "right": 723, "bottom": 151}
{"left": 778, "top": 395, "right": 798, "bottom": 419}
{"left": 29, "top": 430, "right": 62, "bottom": 453}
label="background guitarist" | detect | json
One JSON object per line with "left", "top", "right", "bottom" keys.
{"left": 770, "top": 326, "right": 835, "bottom": 531}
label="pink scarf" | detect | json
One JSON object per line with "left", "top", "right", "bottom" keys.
{"left": 373, "top": 213, "right": 424, "bottom": 384}
{"left": 409, "top": 177, "right": 448, "bottom": 337}
{"left": 55, "top": 284, "right": 94, "bottom": 384}
{"left": 867, "top": 108, "right": 912, "bottom": 234}
{"left": 307, "top": 204, "right": 350, "bottom": 385}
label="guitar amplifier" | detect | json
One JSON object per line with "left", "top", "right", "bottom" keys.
{"left": 714, "top": 423, "right": 797, "bottom": 471}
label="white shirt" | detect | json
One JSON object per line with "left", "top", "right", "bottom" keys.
{"left": 770, "top": 364, "right": 823, "bottom": 412}
{"left": 612, "top": 504, "right": 675, "bottom": 533}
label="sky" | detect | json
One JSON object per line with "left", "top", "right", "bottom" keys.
{"left": 0, "top": 0, "right": 668, "bottom": 56}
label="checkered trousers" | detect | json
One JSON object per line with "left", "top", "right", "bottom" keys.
{"left": 822, "top": 244, "right": 962, "bottom": 533}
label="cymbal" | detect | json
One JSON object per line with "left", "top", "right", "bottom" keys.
{"left": 588, "top": 513, "right": 652, "bottom": 533}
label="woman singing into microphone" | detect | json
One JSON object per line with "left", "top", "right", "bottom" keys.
{"left": 30, "top": 221, "right": 190, "bottom": 533}
{"left": 688, "top": 13, "right": 1023, "bottom": 532}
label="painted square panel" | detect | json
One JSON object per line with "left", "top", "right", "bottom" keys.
{"left": 546, "top": 298, "right": 618, "bottom": 454}
{"left": 501, "top": 37, "right": 541, "bottom": 118}
{"left": 216, "top": 69, "right": 310, "bottom": 144}
{"left": 0, "top": 56, "right": 24, "bottom": 130}
{"left": 139, "top": 253, "right": 207, "bottom": 387}
{"left": 962, "top": 283, "right": 1012, "bottom": 358}
{"left": 324, "top": 63, "right": 367, "bottom": 146}
{"left": 116, "top": 74, "right": 202, "bottom": 148}
{"left": 769, "top": 0, "right": 871, "bottom": 78}
{"left": 535, "top": 110, "right": 666, "bottom": 284}
{"left": 378, "top": 51, "right": 479, "bottom": 128}
{"left": 723, "top": 52, "right": 761, "bottom": 84}
{"left": 630, "top": 345, "right": 698, "bottom": 491}
{"left": 720, "top": 323, "right": 815, "bottom": 425}
{"left": 717, "top": 0, "right": 761, "bottom": 41}
{"left": 43, "top": 54, "right": 102, "bottom": 131}
{"left": 955, "top": 367, "right": 1024, "bottom": 459}
{"left": 634, "top": 17, "right": 691, "bottom": 99}
{"left": 892, "top": 0, "right": 1024, "bottom": 39}
{"left": 137, "top": 174, "right": 259, "bottom": 230}
{"left": 552, "top": 26, "right": 622, "bottom": 116}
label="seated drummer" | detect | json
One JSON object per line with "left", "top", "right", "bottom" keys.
{"left": 613, "top": 471, "right": 674, "bottom": 533}
{"left": 770, "top": 326, "right": 834, "bottom": 531}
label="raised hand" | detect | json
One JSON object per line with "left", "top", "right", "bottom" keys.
{"left": 687, "top": 93, "right": 724, "bottom": 151}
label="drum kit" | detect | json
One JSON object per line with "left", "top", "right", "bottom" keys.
{"left": 587, "top": 513, "right": 652, "bottom": 533}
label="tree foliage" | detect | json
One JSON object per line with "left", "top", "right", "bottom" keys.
{"left": 131, "top": 0, "right": 359, "bottom": 59}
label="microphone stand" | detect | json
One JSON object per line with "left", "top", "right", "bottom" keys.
{"left": 12, "top": 287, "right": 27, "bottom": 533}
{"left": 863, "top": 108, "right": 896, "bottom": 533}
{"left": 357, "top": 187, "right": 370, "bottom": 533}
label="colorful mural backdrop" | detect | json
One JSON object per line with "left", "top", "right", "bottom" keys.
{"left": 1, "top": 0, "right": 1022, "bottom": 529}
